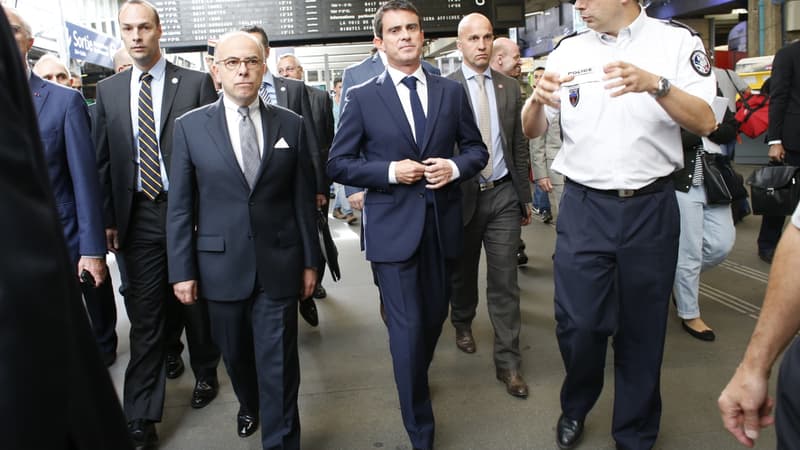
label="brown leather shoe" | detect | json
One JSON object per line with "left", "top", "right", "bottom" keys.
{"left": 455, "top": 329, "right": 476, "bottom": 353}
{"left": 496, "top": 368, "right": 529, "bottom": 398}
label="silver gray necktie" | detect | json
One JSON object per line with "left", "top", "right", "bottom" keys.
{"left": 238, "top": 106, "right": 261, "bottom": 188}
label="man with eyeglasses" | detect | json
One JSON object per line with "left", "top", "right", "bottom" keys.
{"left": 167, "top": 30, "right": 320, "bottom": 448}
{"left": 93, "top": 0, "right": 220, "bottom": 447}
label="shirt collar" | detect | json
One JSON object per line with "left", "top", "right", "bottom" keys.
{"left": 261, "top": 71, "right": 274, "bottom": 86}
{"left": 386, "top": 64, "right": 427, "bottom": 88}
{"left": 132, "top": 56, "right": 166, "bottom": 82}
{"left": 222, "top": 95, "right": 260, "bottom": 115}
{"left": 596, "top": 4, "right": 646, "bottom": 44}
{"left": 461, "top": 64, "right": 491, "bottom": 81}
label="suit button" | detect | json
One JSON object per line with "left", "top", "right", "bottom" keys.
{"left": 418, "top": 193, "right": 424, "bottom": 198}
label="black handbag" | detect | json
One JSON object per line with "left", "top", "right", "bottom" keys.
{"left": 316, "top": 209, "right": 341, "bottom": 281}
{"left": 714, "top": 154, "right": 749, "bottom": 201}
{"left": 702, "top": 153, "right": 732, "bottom": 204}
{"left": 746, "top": 165, "right": 800, "bottom": 216}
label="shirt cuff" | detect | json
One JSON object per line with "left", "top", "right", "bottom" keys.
{"left": 768, "top": 140, "right": 782, "bottom": 146}
{"left": 81, "top": 255, "right": 105, "bottom": 259}
{"left": 388, "top": 161, "right": 397, "bottom": 184}
{"left": 447, "top": 159, "right": 460, "bottom": 181}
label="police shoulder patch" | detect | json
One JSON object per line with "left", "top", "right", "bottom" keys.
{"left": 690, "top": 50, "right": 712, "bottom": 77}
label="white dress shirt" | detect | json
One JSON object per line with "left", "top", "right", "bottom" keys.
{"left": 460, "top": 65, "right": 508, "bottom": 182}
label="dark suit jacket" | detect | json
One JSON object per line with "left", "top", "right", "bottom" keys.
{"left": 0, "top": 12, "right": 131, "bottom": 449}
{"left": 93, "top": 61, "right": 218, "bottom": 247}
{"left": 167, "top": 98, "right": 321, "bottom": 301}
{"left": 769, "top": 40, "right": 800, "bottom": 152}
{"left": 272, "top": 75, "right": 326, "bottom": 195}
{"left": 30, "top": 73, "right": 105, "bottom": 262}
{"left": 307, "top": 85, "right": 334, "bottom": 188}
{"left": 327, "top": 69, "right": 488, "bottom": 263}
{"left": 447, "top": 69, "right": 531, "bottom": 223}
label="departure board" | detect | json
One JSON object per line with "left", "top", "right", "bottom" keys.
{"left": 154, "top": 0, "right": 524, "bottom": 50}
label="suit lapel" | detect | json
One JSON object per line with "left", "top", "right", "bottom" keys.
{"left": 254, "top": 102, "right": 279, "bottom": 186}
{"left": 370, "top": 54, "right": 384, "bottom": 77}
{"left": 160, "top": 62, "right": 179, "bottom": 134}
{"left": 206, "top": 99, "right": 250, "bottom": 191}
{"left": 420, "top": 73, "right": 443, "bottom": 155}
{"left": 28, "top": 74, "right": 48, "bottom": 117}
{"left": 113, "top": 70, "right": 135, "bottom": 159}
{"left": 375, "top": 72, "right": 416, "bottom": 151}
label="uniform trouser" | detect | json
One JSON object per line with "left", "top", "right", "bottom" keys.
{"left": 758, "top": 151, "right": 800, "bottom": 254}
{"left": 121, "top": 198, "right": 170, "bottom": 422}
{"left": 776, "top": 338, "right": 800, "bottom": 450}
{"left": 163, "top": 294, "right": 220, "bottom": 381}
{"left": 673, "top": 184, "right": 735, "bottom": 319}
{"left": 372, "top": 206, "right": 451, "bottom": 450}
{"left": 82, "top": 271, "right": 118, "bottom": 356}
{"left": 451, "top": 181, "right": 522, "bottom": 370}
{"left": 554, "top": 181, "right": 679, "bottom": 450}
{"left": 207, "top": 289, "right": 300, "bottom": 450}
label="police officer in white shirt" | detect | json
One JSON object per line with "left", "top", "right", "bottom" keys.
{"left": 521, "top": 1, "right": 717, "bottom": 449}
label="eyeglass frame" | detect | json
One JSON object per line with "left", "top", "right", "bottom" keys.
{"left": 215, "top": 57, "right": 263, "bottom": 71}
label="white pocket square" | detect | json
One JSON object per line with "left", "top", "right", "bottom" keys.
{"left": 275, "top": 137, "right": 291, "bottom": 149}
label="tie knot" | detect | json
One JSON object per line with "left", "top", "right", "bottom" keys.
{"left": 475, "top": 73, "right": 485, "bottom": 88}
{"left": 140, "top": 72, "right": 152, "bottom": 83}
{"left": 238, "top": 106, "right": 250, "bottom": 119}
{"left": 401, "top": 76, "right": 418, "bottom": 91}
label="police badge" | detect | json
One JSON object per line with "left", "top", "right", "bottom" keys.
{"left": 690, "top": 50, "right": 712, "bottom": 77}
{"left": 569, "top": 86, "right": 580, "bottom": 107}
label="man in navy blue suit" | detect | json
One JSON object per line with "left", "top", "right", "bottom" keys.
{"left": 9, "top": 9, "right": 107, "bottom": 290}
{"left": 328, "top": 2, "right": 487, "bottom": 448}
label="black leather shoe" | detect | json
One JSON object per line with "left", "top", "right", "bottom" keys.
{"left": 166, "top": 353, "right": 184, "bottom": 379}
{"left": 299, "top": 298, "right": 319, "bottom": 327}
{"left": 191, "top": 379, "right": 219, "bottom": 409}
{"left": 517, "top": 250, "right": 528, "bottom": 266}
{"left": 313, "top": 285, "right": 327, "bottom": 299}
{"left": 128, "top": 419, "right": 158, "bottom": 450}
{"left": 556, "top": 414, "right": 584, "bottom": 449}
{"left": 681, "top": 320, "right": 716, "bottom": 342}
{"left": 237, "top": 413, "right": 259, "bottom": 438}
{"left": 455, "top": 328, "right": 476, "bottom": 353}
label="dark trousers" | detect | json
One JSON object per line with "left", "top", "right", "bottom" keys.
{"left": 119, "top": 197, "right": 170, "bottom": 422}
{"left": 776, "top": 338, "right": 800, "bottom": 450}
{"left": 163, "top": 293, "right": 220, "bottom": 381}
{"left": 207, "top": 289, "right": 300, "bottom": 450}
{"left": 554, "top": 181, "right": 679, "bottom": 450}
{"left": 82, "top": 272, "right": 118, "bottom": 356}
{"left": 758, "top": 151, "right": 800, "bottom": 253}
{"left": 451, "top": 182, "right": 522, "bottom": 370}
{"left": 372, "top": 207, "right": 451, "bottom": 450}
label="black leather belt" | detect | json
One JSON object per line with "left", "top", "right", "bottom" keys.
{"left": 134, "top": 191, "right": 168, "bottom": 203}
{"left": 566, "top": 176, "right": 671, "bottom": 198}
{"left": 479, "top": 174, "right": 512, "bottom": 192}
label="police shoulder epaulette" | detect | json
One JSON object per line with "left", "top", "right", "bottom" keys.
{"left": 552, "top": 29, "right": 586, "bottom": 51}
{"left": 663, "top": 19, "right": 700, "bottom": 37}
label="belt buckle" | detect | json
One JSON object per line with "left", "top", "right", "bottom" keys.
{"left": 617, "top": 189, "right": 635, "bottom": 198}
{"left": 479, "top": 181, "right": 495, "bottom": 192}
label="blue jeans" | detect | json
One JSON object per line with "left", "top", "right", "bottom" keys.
{"left": 331, "top": 183, "right": 353, "bottom": 215}
{"left": 673, "top": 184, "right": 735, "bottom": 319}
{"left": 533, "top": 183, "right": 550, "bottom": 212}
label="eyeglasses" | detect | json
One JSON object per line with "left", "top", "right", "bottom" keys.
{"left": 216, "top": 57, "right": 262, "bottom": 71}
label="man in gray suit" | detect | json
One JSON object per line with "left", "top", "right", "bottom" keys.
{"left": 167, "top": 31, "right": 320, "bottom": 448}
{"left": 448, "top": 13, "right": 532, "bottom": 398}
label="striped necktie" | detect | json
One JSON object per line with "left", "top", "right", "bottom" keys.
{"left": 258, "top": 81, "right": 275, "bottom": 105}
{"left": 138, "top": 72, "right": 163, "bottom": 200}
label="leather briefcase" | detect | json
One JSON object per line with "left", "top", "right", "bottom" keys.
{"left": 747, "top": 165, "right": 800, "bottom": 216}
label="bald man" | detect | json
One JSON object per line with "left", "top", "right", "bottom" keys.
{"left": 33, "top": 54, "right": 73, "bottom": 87}
{"left": 490, "top": 37, "right": 522, "bottom": 79}
{"left": 112, "top": 47, "right": 133, "bottom": 73}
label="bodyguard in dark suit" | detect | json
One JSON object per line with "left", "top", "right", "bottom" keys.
{"left": 0, "top": 8, "right": 132, "bottom": 449}
{"left": 758, "top": 39, "right": 800, "bottom": 263}
{"left": 93, "top": 0, "right": 220, "bottom": 446}
{"left": 447, "top": 13, "right": 532, "bottom": 398}
{"left": 167, "top": 31, "right": 320, "bottom": 449}
{"left": 328, "top": 2, "right": 487, "bottom": 448}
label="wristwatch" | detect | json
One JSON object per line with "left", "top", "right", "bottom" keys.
{"left": 651, "top": 76, "right": 671, "bottom": 99}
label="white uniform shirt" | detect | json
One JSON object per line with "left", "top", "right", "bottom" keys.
{"left": 546, "top": 7, "right": 716, "bottom": 190}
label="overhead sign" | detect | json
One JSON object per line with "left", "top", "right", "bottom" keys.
{"left": 65, "top": 21, "right": 120, "bottom": 69}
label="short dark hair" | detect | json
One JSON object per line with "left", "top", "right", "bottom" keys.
{"left": 333, "top": 77, "right": 342, "bottom": 85}
{"left": 119, "top": 0, "right": 161, "bottom": 27}
{"left": 533, "top": 66, "right": 545, "bottom": 72}
{"left": 240, "top": 25, "right": 269, "bottom": 48}
{"left": 373, "top": 0, "right": 421, "bottom": 39}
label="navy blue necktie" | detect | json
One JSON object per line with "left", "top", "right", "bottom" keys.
{"left": 401, "top": 76, "right": 426, "bottom": 147}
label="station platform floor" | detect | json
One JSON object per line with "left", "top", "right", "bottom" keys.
{"left": 104, "top": 164, "right": 782, "bottom": 449}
